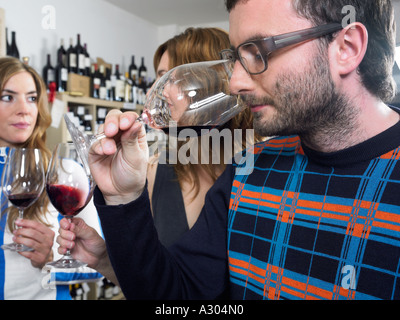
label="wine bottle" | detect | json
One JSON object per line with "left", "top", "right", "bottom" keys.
{"left": 105, "top": 68, "right": 113, "bottom": 101}
{"left": 84, "top": 43, "right": 91, "bottom": 76}
{"left": 83, "top": 113, "right": 93, "bottom": 133}
{"left": 124, "top": 71, "right": 133, "bottom": 103}
{"left": 9, "top": 31, "right": 20, "bottom": 59}
{"left": 66, "top": 38, "right": 77, "bottom": 73}
{"left": 42, "top": 54, "right": 55, "bottom": 90}
{"left": 89, "top": 64, "right": 95, "bottom": 97}
{"left": 75, "top": 106, "right": 85, "bottom": 127}
{"left": 138, "top": 57, "right": 147, "bottom": 83}
{"left": 57, "top": 39, "right": 67, "bottom": 68}
{"left": 99, "top": 65, "right": 107, "bottom": 100}
{"left": 129, "top": 55, "right": 138, "bottom": 82}
{"left": 75, "top": 34, "right": 85, "bottom": 76}
{"left": 113, "top": 64, "right": 125, "bottom": 102}
{"left": 92, "top": 64, "right": 101, "bottom": 99}
{"left": 5, "top": 28, "right": 10, "bottom": 56}
{"left": 55, "top": 51, "right": 68, "bottom": 92}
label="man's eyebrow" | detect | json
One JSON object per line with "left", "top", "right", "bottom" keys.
{"left": 230, "top": 33, "right": 273, "bottom": 49}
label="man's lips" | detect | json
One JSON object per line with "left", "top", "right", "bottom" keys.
{"left": 250, "top": 105, "right": 269, "bottom": 112}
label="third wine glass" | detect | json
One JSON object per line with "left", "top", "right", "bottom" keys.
{"left": 45, "top": 142, "right": 95, "bottom": 269}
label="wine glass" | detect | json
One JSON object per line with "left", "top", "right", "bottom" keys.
{"left": 64, "top": 59, "right": 245, "bottom": 169}
{"left": 45, "top": 142, "right": 95, "bottom": 269}
{"left": 1, "top": 148, "right": 45, "bottom": 252}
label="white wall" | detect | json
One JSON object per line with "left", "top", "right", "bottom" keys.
{"left": 157, "top": 21, "right": 229, "bottom": 46}
{"left": 0, "top": 0, "right": 159, "bottom": 79}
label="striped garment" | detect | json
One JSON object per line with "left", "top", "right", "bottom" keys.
{"left": 0, "top": 147, "right": 103, "bottom": 300}
{"left": 228, "top": 125, "right": 400, "bottom": 299}
{"left": 95, "top": 113, "right": 400, "bottom": 300}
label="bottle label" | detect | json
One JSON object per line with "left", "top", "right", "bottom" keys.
{"left": 85, "top": 57, "right": 91, "bottom": 68}
{"left": 78, "top": 54, "right": 85, "bottom": 70}
{"left": 106, "top": 80, "right": 112, "bottom": 89}
{"left": 48, "top": 70, "right": 55, "bottom": 82}
{"left": 69, "top": 54, "right": 77, "bottom": 67}
{"left": 110, "top": 75, "right": 117, "bottom": 86}
{"left": 99, "top": 87, "right": 107, "bottom": 100}
{"left": 94, "top": 78, "right": 101, "bottom": 89}
{"left": 116, "top": 80, "right": 125, "bottom": 98}
{"left": 131, "top": 70, "right": 138, "bottom": 80}
{"left": 61, "top": 68, "right": 68, "bottom": 81}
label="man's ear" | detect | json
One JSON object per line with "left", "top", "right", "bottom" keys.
{"left": 330, "top": 22, "right": 368, "bottom": 76}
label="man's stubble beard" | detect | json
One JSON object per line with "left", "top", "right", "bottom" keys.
{"left": 242, "top": 50, "right": 357, "bottom": 146}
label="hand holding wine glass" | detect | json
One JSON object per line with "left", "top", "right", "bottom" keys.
{"left": 64, "top": 59, "right": 243, "bottom": 171}
{"left": 45, "top": 142, "right": 95, "bottom": 269}
{"left": 89, "top": 110, "right": 149, "bottom": 206}
{"left": 1, "top": 148, "right": 45, "bottom": 252}
{"left": 64, "top": 59, "right": 242, "bottom": 206}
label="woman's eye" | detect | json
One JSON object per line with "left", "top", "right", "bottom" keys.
{"left": 27, "top": 96, "right": 37, "bottom": 102}
{"left": 0, "top": 95, "right": 12, "bottom": 102}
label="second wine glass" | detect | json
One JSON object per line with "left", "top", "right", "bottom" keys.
{"left": 1, "top": 148, "right": 45, "bottom": 252}
{"left": 45, "top": 142, "right": 95, "bottom": 269}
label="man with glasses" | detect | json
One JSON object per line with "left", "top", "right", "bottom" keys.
{"left": 58, "top": 0, "right": 400, "bottom": 300}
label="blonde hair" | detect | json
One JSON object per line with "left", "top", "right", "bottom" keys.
{"left": 0, "top": 57, "right": 52, "bottom": 232}
{"left": 153, "top": 28, "right": 257, "bottom": 197}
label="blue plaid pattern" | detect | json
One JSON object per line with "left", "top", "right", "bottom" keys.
{"left": 228, "top": 132, "right": 400, "bottom": 300}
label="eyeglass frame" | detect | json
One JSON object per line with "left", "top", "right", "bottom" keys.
{"left": 221, "top": 23, "right": 343, "bottom": 75}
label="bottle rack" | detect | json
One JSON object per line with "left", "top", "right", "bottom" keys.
{"left": 46, "top": 93, "right": 144, "bottom": 150}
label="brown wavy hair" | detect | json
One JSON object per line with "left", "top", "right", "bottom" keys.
{"left": 225, "top": 0, "right": 396, "bottom": 102}
{"left": 153, "top": 27, "right": 258, "bottom": 198}
{"left": 0, "top": 57, "right": 52, "bottom": 232}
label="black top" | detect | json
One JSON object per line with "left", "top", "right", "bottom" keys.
{"left": 152, "top": 162, "right": 189, "bottom": 247}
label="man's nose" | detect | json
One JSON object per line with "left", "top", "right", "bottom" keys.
{"left": 229, "top": 60, "right": 254, "bottom": 96}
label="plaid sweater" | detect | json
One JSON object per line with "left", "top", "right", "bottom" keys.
{"left": 97, "top": 119, "right": 400, "bottom": 300}
{"left": 229, "top": 130, "right": 400, "bottom": 300}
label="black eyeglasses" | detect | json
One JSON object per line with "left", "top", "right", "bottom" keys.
{"left": 221, "top": 23, "right": 343, "bottom": 75}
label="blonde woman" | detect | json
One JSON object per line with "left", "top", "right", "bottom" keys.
{"left": 0, "top": 57, "right": 102, "bottom": 300}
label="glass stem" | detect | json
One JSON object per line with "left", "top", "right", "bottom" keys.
{"left": 16, "top": 209, "right": 24, "bottom": 230}
{"left": 15, "top": 209, "right": 24, "bottom": 250}
{"left": 65, "top": 217, "right": 73, "bottom": 256}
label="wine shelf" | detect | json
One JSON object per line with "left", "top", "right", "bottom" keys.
{"left": 46, "top": 93, "right": 144, "bottom": 150}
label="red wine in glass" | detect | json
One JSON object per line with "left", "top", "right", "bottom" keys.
{"left": 46, "top": 184, "right": 86, "bottom": 217}
{"left": 8, "top": 193, "right": 41, "bottom": 209}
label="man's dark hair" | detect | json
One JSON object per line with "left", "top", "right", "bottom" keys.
{"left": 225, "top": 0, "right": 396, "bottom": 102}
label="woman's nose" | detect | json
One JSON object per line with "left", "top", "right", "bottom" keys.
{"left": 15, "top": 97, "right": 30, "bottom": 115}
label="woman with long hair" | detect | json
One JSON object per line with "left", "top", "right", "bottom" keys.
{"left": 148, "top": 27, "right": 259, "bottom": 246}
{"left": 0, "top": 57, "right": 102, "bottom": 300}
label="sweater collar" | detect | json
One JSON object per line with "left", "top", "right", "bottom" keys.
{"left": 300, "top": 107, "right": 400, "bottom": 167}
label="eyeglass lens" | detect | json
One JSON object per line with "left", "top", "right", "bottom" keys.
{"left": 238, "top": 43, "right": 266, "bottom": 74}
